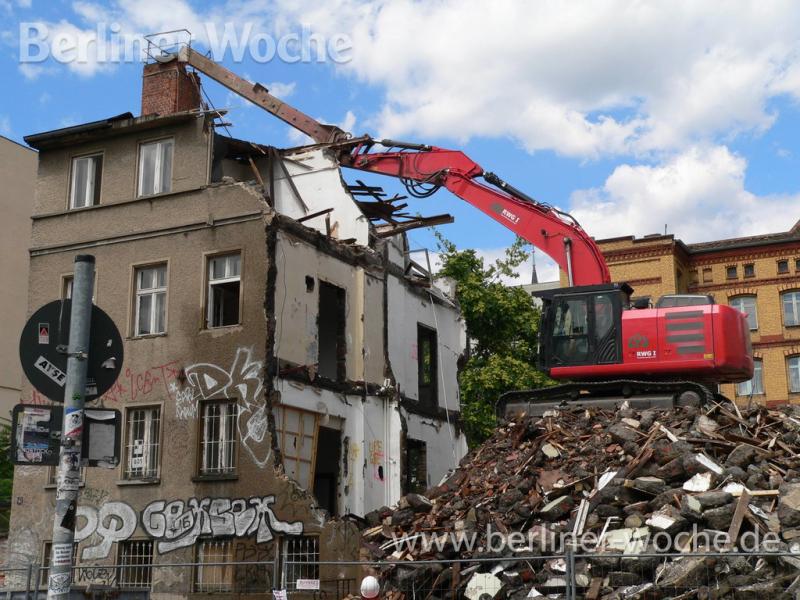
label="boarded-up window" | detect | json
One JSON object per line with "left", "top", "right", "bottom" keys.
{"left": 274, "top": 406, "right": 319, "bottom": 489}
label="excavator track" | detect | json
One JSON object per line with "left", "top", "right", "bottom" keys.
{"left": 497, "top": 379, "right": 715, "bottom": 419}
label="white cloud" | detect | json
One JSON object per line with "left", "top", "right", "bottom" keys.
{"left": 267, "top": 81, "right": 296, "bottom": 98}
{"left": 256, "top": 0, "right": 800, "bottom": 159}
{"left": 569, "top": 145, "right": 800, "bottom": 243}
{"left": 0, "top": 115, "right": 11, "bottom": 135}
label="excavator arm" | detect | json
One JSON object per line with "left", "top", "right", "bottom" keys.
{"left": 169, "top": 47, "right": 609, "bottom": 284}
{"left": 175, "top": 46, "right": 349, "bottom": 144}
{"left": 341, "top": 139, "right": 611, "bottom": 286}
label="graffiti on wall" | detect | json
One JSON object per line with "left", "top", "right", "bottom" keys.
{"left": 171, "top": 347, "right": 272, "bottom": 468}
{"left": 143, "top": 495, "right": 303, "bottom": 554}
{"left": 75, "top": 495, "right": 303, "bottom": 559}
{"left": 369, "top": 440, "right": 385, "bottom": 482}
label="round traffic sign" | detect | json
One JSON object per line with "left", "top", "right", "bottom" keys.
{"left": 19, "top": 300, "right": 124, "bottom": 403}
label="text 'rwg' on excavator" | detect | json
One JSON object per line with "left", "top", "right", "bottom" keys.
{"left": 168, "top": 44, "right": 754, "bottom": 416}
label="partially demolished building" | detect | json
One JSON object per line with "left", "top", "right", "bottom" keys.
{"left": 9, "top": 58, "right": 467, "bottom": 594}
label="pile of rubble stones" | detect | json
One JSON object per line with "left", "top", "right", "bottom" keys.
{"left": 361, "top": 399, "right": 800, "bottom": 599}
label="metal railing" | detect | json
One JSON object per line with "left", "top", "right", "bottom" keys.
{"left": 0, "top": 561, "right": 355, "bottom": 599}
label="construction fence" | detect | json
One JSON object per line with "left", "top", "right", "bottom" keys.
{"left": 1, "top": 550, "right": 800, "bottom": 599}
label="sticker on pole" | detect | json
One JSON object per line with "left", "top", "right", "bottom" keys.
{"left": 51, "top": 543, "right": 74, "bottom": 567}
{"left": 19, "top": 300, "right": 123, "bottom": 403}
{"left": 48, "top": 572, "right": 71, "bottom": 596}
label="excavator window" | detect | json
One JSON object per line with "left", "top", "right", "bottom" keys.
{"left": 541, "top": 287, "right": 624, "bottom": 370}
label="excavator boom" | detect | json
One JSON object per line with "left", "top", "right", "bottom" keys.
{"left": 175, "top": 46, "right": 349, "bottom": 144}
{"left": 341, "top": 139, "right": 611, "bottom": 286}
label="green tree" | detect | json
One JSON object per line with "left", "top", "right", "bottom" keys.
{"left": 0, "top": 423, "right": 13, "bottom": 534}
{"left": 436, "top": 234, "right": 551, "bottom": 446}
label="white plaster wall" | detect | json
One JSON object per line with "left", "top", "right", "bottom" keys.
{"left": 270, "top": 148, "right": 370, "bottom": 245}
{"left": 273, "top": 231, "right": 384, "bottom": 384}
{"left": 386, "top": 275, "right": 463, "bottom": 410}
{"left": 403, "top": 411, "right": 467, "bottom": 488}
{"left": 274, "top": 380, "right": 403, "bottom": 515}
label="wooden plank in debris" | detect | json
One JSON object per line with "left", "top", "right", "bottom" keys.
{"left": 726, "top": 489, "right": 751, "bottom": 548}
{"left": 586, "top": 577, "right": 603, "bottom": 600}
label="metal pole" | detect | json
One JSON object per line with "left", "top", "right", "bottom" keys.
{"left": 46, "top": 255, "right": 95, "bottom": 600}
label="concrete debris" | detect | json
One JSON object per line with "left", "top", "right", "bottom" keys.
{"left": 362, "top": 399, "right": 800, "bottom": 599}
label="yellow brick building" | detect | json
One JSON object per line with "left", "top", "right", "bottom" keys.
{"left": 594, "top": 221, "right": 800, "bottom": 407}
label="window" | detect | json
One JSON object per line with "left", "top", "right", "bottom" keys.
{"left": 199, "top": 400, "right": 237, "bottom": 476}
{"left": 134, "top": 264, "right": 167, "bottom": 336}
{"left": 313, "top": 426, "right": 341, "bottom": 517}
{"left": 779, "top": 259, "right": 790, "bottom": 274}
{"left": 46, "top": 465, "right": 85, "bottom": 486}
{"left": 418, "top": 325, "right": 438, "bottom": 406}
{"left": 138, "top": 138, "right": 173, "bottom": 197}
{"left": 274, "top": 406, "right": 318, "bottom": 489}
{"left": 689, "top": 270, "right": 699, "bottom": 285}
{"left": 41, "top": 542, "right": 78, "bottom": 586}
{"left": 789, "top": 357, "right": 800, "bottom": 394}
{"left": 123, "top": 407, "right": 161, "bottom": 480}
{"left": 702, "top": 268, "right": 713, "bottom": 283}
{"left": 784, "top": 291, "right": 800, "bottom": 327}
{"left": 796, "top": 258, "right": 800, "bottom": 272}
{"left": 281, "top": 536, "right": 319, "bottom": 590}
{"left": 195, "top": 540, "right": 233, "bottom": 592}
{"left": 726, "top": 265, "right": 737, "bottom": 279}
{"left": 744, "top": 263, "right": 755, "bottom": 278}
{"left": 207, "top": 253, "right": 241, "bottom": 328}
{"left": 403, "top": 438, "right": 428, "bottom": 495}
{"left": 62, "top": 276, "right": 73, "bottom": 299}
{"left": 730, "top": 296, "right": 758, "bottom": 330}
{"left": 318, "top": 281, "right": 346, "bottom": 381}
{"left": 118, "top": 540, "right": 153, "bottom": 588}
{"left": 737, "top": 359, "right": 764, "bottom": 396}
{"left": 69, "top": 154, "right": 102, "bottom": 209}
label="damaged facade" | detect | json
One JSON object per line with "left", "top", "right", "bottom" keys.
{"left": 9, "top": 59, "right": 467, "bottom": 595}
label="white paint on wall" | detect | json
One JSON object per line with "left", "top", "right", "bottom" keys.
{"left": 271, "top": 149, "right": 370, "bottom": 246}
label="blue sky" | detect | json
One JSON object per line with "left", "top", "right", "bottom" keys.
{"left": 3, "top": 1, "right": 800, "bottom": 282}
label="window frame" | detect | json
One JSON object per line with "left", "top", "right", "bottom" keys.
{"left": 136, "top": 137, "right": 174, "bottom": 198}
{"left": 132, "top": 262, "right": 168, "bottom": 337}
{"left": 122, "top": 405, "right": 162, "bottom": 482}
{"left": 789, "top": 356, "right": 800, "bottom": 394}
{"left": 743, "top": 263, "right": 755, "bottom": 278}
{"left": 778, "top": 259, "right": 790, "bottom": 274}
{"left": 194, "top": 539, "right": 234, "bottom": 593}
{"left": 417, "top": 323, "right": 439, "bottom": 407}
{"left": 204, "top": 251, "right": 243, "bottom": 329}
{"left": 117, "top": 539, "right": 154, "bottom": 588}
{"left": 736, "top": 358, "right": 764, "bottom": 397}
{"left": 725, "top": 265, "right": 737, "bottom": 280}
{"left": 68, "top": 152, "right": 103, "bottom": 210}
{"left": 280, "top": 535, "right": 320, "bottom": 590}
{"left": 729, "top": 295, "right": 758, "bottom": 331}
{"left": 197, "top": 399, "right": 239, "bottom": 478}
{"left": 783, "top": 291, "right": 800, "bottom": 327}
{"left": 702, "top": 267, "right": 713, "bottom": 283}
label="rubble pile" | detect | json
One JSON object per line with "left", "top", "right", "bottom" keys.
{"left": 362, "top": 399, "right": 800, "bottom": 599}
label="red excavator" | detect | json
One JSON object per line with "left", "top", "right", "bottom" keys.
{"left": 171, "top": 46, "right": 754, "bottom": 413}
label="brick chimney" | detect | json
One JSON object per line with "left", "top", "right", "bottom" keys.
{"left": 141, "top": 60, "right": 202, "bottom": 116}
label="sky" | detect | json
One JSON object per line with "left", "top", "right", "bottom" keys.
{"left": 3, "top": 1, "right": 800, "bottom": 284}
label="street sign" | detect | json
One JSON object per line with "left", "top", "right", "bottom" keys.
{"left": 10, "top": 404, "right": 122, "bottom": 467}
{"left": 19, "top": 300, "right": 123, "bottom": 403}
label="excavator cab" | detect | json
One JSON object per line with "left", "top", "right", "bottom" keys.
{"left": 537, "top": 283, "right": 632, "bottom": 372}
